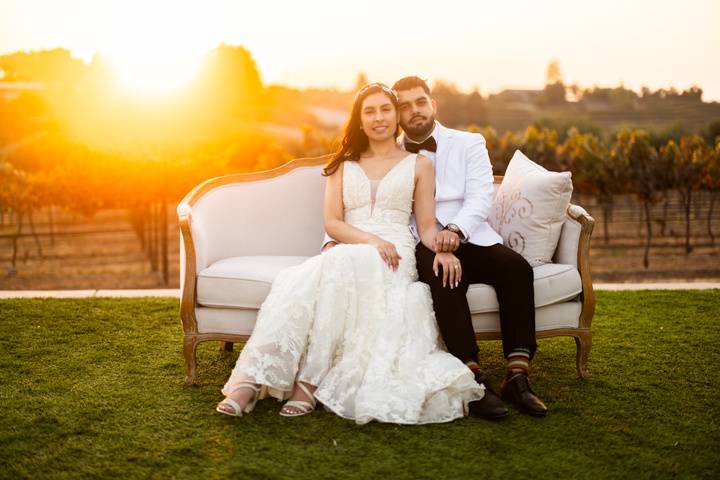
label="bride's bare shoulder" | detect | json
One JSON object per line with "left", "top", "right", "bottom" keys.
{"left": 414, "top": 154, "right": 434, "bottom": 178}
{"left": 325, "top": 159, "right": 347, "bottom": 181}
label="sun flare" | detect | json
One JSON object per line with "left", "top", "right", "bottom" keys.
{"left": 106, "top": 50, "right": 204, "bottom": 97}
{"left": 93, "top": 1, "right": 216, "bottom": 98}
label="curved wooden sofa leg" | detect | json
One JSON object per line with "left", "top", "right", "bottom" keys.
{"left": 183, "top": 335, "right": 199, "bottom": 385}
{"left": 574, "top": 332, "right": 592, "bottom": 379}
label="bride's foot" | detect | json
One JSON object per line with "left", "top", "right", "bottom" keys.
{"left": 279, "top": 382, "right": 317, "bottom": 417}
{"left": 216, "top": 383, "right": 261, "bottom": 417}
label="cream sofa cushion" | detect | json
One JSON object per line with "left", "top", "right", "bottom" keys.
{"left": 196, "top": 307, "right": 259, "bottom": 335}
{"left": 194, "top": 301, "right": 582, "bottom": 336}
{"left": 489, "top": 150, "right": 573, "bottom": 267}
{"left": 467, "top": 263, "right": 581, "bottom": 313}
{"left": 196, "top": 255, "right": 581, "bottom": 313}
{"left": 472, "top": 301, "right": 582, "bottom": 333}
{"left": 197, "top": 256, "right": 309, "bottom": 308}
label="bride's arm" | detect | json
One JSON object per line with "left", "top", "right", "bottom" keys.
{"left": 413, "top": 155, "right": 440, "bottom": 251}
{"left": 324, "top": 162, "right": 379, "bottom": 245}
{"left": 415, "top": 155, "right": 461, "bottom": 286}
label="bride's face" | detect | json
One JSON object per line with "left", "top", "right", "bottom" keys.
{"left": 360, "top": 92, "right": 398, "bottom": 141}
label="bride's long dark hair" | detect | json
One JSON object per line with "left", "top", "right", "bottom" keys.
{"left": 322, "top": 83, "right": 400, "bottom": 176}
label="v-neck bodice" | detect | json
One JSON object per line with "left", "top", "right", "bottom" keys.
{"left": 342, "top": 154, "right": 417, "bottom": 237}
{"left": 369, "top": 179, "right": 381, "bottom": 210}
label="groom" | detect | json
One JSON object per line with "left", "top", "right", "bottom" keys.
{"left": 392, "top": 76, "right": 546, "bottom": 419}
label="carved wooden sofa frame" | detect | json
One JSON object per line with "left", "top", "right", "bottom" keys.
{"left": 177, "top": 155, "right": 595, "bottom": 385}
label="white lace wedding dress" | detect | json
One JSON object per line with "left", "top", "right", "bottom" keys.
{"left": 222, "top": 153, "right": 484, "bottom": 424}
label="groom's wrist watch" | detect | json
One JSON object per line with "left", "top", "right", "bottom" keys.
{"left": 444, "top": 223, "right": 465, "bottom": 240}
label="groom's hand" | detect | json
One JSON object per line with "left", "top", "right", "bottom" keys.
{"left": 435, "top": 230, "right": 460, "bottom": 253}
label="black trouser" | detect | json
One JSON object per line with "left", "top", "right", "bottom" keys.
{"left": 415, "top": 241, "right": 537, "bottom": 362}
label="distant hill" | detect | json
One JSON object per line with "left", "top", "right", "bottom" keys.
{"left": 483, "top": 90, "right": 720, "bottom": 136}
{"left": 285, "top": 83, "right": 720, "bottom": 139}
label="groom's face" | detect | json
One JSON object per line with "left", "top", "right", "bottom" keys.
{"left": 397, "top": 87, "right": 437, "bottom": 138}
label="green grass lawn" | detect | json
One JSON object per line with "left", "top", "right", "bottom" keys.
{"left": 1, "top": 291, "right": 718, "bottom": 480}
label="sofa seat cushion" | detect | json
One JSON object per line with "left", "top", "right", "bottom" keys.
{"left": 468, "top": 263, "right": 581, "bottom": 313}
{"left": 198, "top": 256, "right": 581, "bottom": 313}
{"left": 195, "top": 301, "right": 583, "bottom": 336}
{"left": 197, "top": 256, "right": 310, "bottom": 308}
{"left": 472, "top": 301, "right": 582, "bottom": 333}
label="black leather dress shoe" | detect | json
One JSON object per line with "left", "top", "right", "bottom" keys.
{"left": 468, "top": 371, "right": 508, "bottom": 420}
{"left": 500, "top": 373, "right": 548, "bottom": 417}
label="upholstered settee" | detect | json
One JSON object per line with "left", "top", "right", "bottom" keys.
{"left": 177, "top": 155, "right": 596, "bottom": 385}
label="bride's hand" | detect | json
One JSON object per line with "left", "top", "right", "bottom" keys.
{"left": 433, "top": 252, "right": 462, "bottom": 288}
{"left": 369, "top": 237, "right": 402, "bottom": 271}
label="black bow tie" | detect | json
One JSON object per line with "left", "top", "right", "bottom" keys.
{"left": 405, "top": 136, "right": 437, "bottom": 153}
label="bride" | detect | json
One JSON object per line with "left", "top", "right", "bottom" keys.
{"left": 216, "top": 83, "right": 484, "bottom": 424}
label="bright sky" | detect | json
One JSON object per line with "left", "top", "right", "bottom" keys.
{"left": 1, "top": 0, "right": 719, "bottom": 99}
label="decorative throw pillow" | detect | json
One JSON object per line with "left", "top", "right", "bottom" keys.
{"left": 489, "top": 150, "right": 573, "bottom": 267}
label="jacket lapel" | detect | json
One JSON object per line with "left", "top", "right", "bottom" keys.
{"left": 434, "top": 122, "right": 452, "bottom": 191}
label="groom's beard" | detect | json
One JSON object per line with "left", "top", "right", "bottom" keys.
{"left": 402, "top": 114, "right": 435, "bottom": 140}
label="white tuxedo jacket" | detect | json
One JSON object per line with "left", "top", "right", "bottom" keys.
{"left": 322, "top": 121, "right": 502, "bottom": 248}
{"left": 402, "top": 122, "right": 502, "bottom": 247}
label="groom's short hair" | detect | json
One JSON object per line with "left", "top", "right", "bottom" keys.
{"left": 393, "top": 76, "right": 431, "bottom": 95}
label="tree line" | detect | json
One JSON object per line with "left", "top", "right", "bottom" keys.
{"left": 3, "top": 123, "right": 717, "bottom": 274}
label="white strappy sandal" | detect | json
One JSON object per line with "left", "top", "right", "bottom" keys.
{"left": 216, "top": 383, "right": 261, "bottom": 417}
{"left": 279, "top": 382, "right": 317, "bottom": 417}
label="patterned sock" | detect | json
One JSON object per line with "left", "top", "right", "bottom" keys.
{"left": 505, "top": 347, "right": 531, "bottom": 378}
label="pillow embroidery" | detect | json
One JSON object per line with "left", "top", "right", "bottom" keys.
{"left": 493, "top": 187, "right": 534, "bottom": 255}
